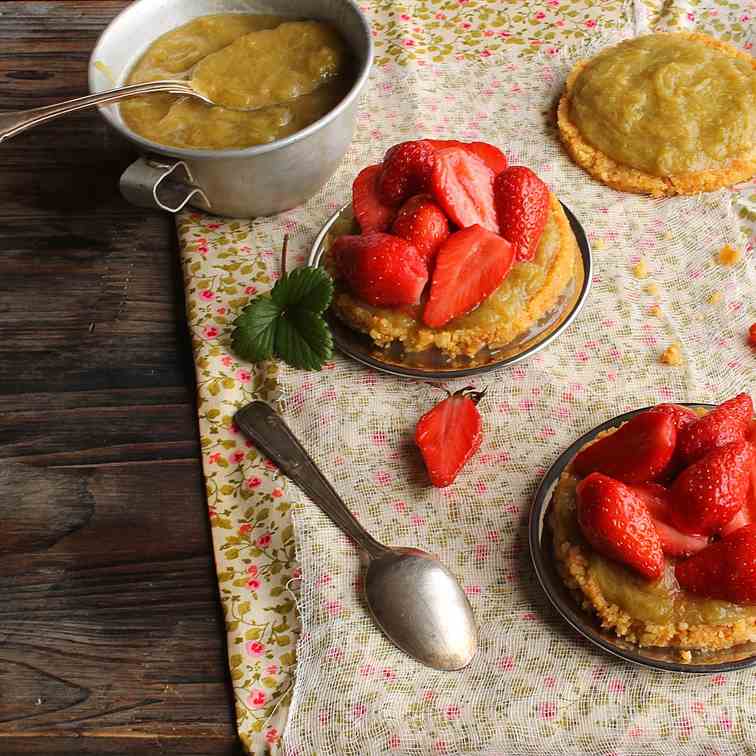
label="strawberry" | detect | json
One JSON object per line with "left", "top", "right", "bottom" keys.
{"left": 422, "top": 225, "right": 514, "bottom": 328}
{"left": 430, "top": 147, "right": 499, "bottom": 233}
{"left": 677, "top": 393, "right": 753, "bottom": 466}
{"left": 391, "top": 194, "right": 450, "bottom": 265}
{"left": 426, "top": 140, "right": 508, "bottom": 174}
{"left": 646, "top": 403, "right": 699, "bottom": 477}
{"left": 748, "top": 323, "right": 756, "bottom": 349}
{"left": 576, "top": 473, "right": 665, "bottom": 580}
{"left": 331, "top": 233, "right": 428, "bottom": 308}
{"left": 571, "top": 410, "right": 677, "bottom": 484}
{"left": 377, "top": 140, "right": 436, "bottom": 206}
{"left": 675, "top": 523, "right": 756, "bottom": 603}
{"left": 629, "top": 482, "right": 709, "bottom": 557}
{"left": 493, "top": 166, "right": 550, "bottom": 262}
{"left": 668, "top": 440, "right": 756, "bottom": 536}
{"left": 722, "top": 423, "right": 756, "bottom": 536}
{"left": 352, "top": 164, "right": 396, "bottom": 233}
{"left": 415, "top": 386, "right": 484, "bottom": 487}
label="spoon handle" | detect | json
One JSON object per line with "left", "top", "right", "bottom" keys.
{"left": 235, "top": 401, "right": 390, "bottom": 560}
{"left": 0, "top": 80, "right": 200, "bottom": 144}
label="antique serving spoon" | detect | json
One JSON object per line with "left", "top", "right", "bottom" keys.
{"left": 234, "top": 400, "right": 478, "bottom": 671}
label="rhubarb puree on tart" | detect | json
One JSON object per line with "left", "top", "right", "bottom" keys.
{"left": 549, "top": 399, "right": 756, "bottom": 659}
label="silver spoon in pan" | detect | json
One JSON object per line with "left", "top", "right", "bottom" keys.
{"left": 234, "top": 400, "right": 478, "bottom": 672}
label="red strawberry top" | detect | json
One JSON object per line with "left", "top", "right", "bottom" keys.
{"left": 571, "top": 394, "right": 756, "bottom": 604}
{"left": 335, "top": 138, "right": 551, "bottom": 322}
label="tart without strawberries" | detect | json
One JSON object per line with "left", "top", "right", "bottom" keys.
{"left": 324, "top": 139, "right": 580, "bottom": 360}
{"left": 550, "top": 394, "right": 756, "bottom": 658}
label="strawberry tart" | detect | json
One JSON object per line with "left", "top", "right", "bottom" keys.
{"left": 550, "top": 394, "right": 756, "bottom": 659}
{"left": 325, "top": 139, "right": 580, "bottom": 360}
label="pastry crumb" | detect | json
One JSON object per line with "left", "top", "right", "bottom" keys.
{"left": 717, "top": 245, "right": 741, "bottom": 266}
{"left": 633, "top": 259, "right": 648, "bottom": 279}
{"left": 644, "top": 282, "right": 660, "bottom": 296}
{"left": 648, "top": 304, "right": 662, "bottom": 317}
{"left": 660, "top": 343, "right": 684, "bottom": 366}
{"left": 678, "top": 649, "right": 693, "bottom": 663}
{"left": 592, "top": 238, "right": 605, "bottom": 251}
{"left": 662, "top": 230, "right": 674, "bottom": 241}
{"left": 707, "top": 291, "right": 723, "bottom": 305}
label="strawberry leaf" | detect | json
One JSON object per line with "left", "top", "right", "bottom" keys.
{"left": 231, "top": 296, "right": 281, "bottom": 363}
{"left": 271, "top": 266, "right": 333, "bottom": 314}
{"left": 274, "top": 308, "right": 333, "bottom": 371}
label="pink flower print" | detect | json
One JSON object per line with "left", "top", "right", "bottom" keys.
{"left": 465, "top": 584, "right": 481, "bottom": 596}
{"left": 392, "top": 500, "right": 407, "bottom": 513}
{"left": 382, "top": 668, "right": 396, "bottom": 682}
{"left": 271, "top": 488, "right": 283, "bottom": 498}
{"left": 318, "top": 709, "right": 329, "bottom": 725}
{"left": 433, "top": 740, "right": 448, "bottom": 755}
{"left": 575, "top": 350, "right": 589, "bottom": 363}
{"left": 399, "top": 13, "right": 410, "bottom": 20}
{"left": 236, "top": 369, "right": 251, "bottom": 382}
{"left": 374, "top": 470, "right": 391, "bottom": 485}
{"left": 263, "top": 458, "right": 277, "bottom": 471}
{"left": 388, "top": 734, "right": 401, "bottom": 750}
{"left": 315, "top": 573, "right": 331, "bottom": 587}
{"left": 265, "top": 728, "right": 279, "bottom": 745}
{"left": 628, "top": 726, "right": 642, "bottom": 738}
{"left": 231, "top": 450, "right": 245, "bottom": 464}
{"left": 480, "top": 49, "right": 492, "bottom": 58}
{"left": 678, "top": 717, "right": 692, "bottom": 737}
{"left": 248, "top": 689, "right": 266, "bottom": 708}
{"left": 246, "top": 477, "right": 262, "bottom": 489}
{"left": 325, "top": 600, "right": 342, "bottom": 617}
{"left": 266, "top": 663, "right": 278, "bottom": 675}
{"left": 548, "top": 0, "right": 559, "bottom": 5}
{"left": 239, "top": 523, "right": 252, "bottom": 535}
{"left": 538, "top": 702, "right": 557, "bottom": 720}
{"left": 521, "top": 611, "right": 537, "bottom": 620}
{"left": 719, "top": 713, "right": 732, "bottom": 731}
{"left": 257, "top": 532, "right": 272, "bottom": 547}
{"left": 221, "top": 355, "right": 233, "bottom": 367}
{"left": 422, "top": 689, "right": 435, "bottom": 701}
{"left": 692, "top": 701, "right": 705, "bottom": 715}
{"left": 325, "top": 646, "right": 343, "bottom": 660}
{"left": 745, "top": 42, "right": 753, "bottom": 51}
{"left": 686, "top": 12, "right": 695, "bottom": 21}
{"left": 547, "top": 47, "right": 559, "bottom": 56}
{"left": 497, "top": 30, "right": 511, "bottom": 38}
{"left": 216, "top": 306, "right": 226, "bottom": 315}
{"left": 473, "top": 481, "right": 487, "bottom": 495}
{"left": 444, "top": 704, "right": 461, "bottom": 720}
{"left": 203, "top": 325, "right": 219, "bottom": 339}
{"left": 291, "top": 566, "right": 301, "bottom": 579}
{"left": 487, "top": 530, "right": 499, "bottom": 541}
{"left": 461, "top": 21, "right": 472, "bottom": 30}
{"left": 544, "top": 675, "right": 556, "bottom": 689}
{"left": 247, "top": 578, "right": 261, "bottom": 590}
{"left": 434, "top": 11, "right": 447, "bottom": 20}
{"left": 519, "top": 398, "right": 535, "bottom": 411}
{"left": 534, "top": 11, "right": 546, "bottom": 20}
{"left": 585, "top": 18, "right": 597, "bottom": 27}
{"left": 498, "top": 656, "right": 515, "bottom": 671}
{"left": 208, "top": 506, "right": 217, "bottom": 518}
{"left": 402, "top": 38, "right": 415, "bottom": 47}
{"left": 484, "top": 29, "right": 494, "bottom": 37}
{"left": 246, "top": 640, "right": 265, "bottom": 656}
{"left": 371, "top": 431, "right": 388, "bottom": 445}
{"left": 352, "top": 703, "right": 367, "bottom": 719}
{"left": 359, "top": 664, "right": 374, "bottom": 677}
{"left": 200, "top": 289, "right": 214, "bottom": 301}
{"left": 245, "top": 565, "right": 258, "bottom": 578}
{"left": 206, "top": 223, "right": 221, "bottom": 230}
{"left": 474, "top": 543, "right": 488, "bottom": 561}
{"left": 208, "top": 452, "right": 222, "bottom": 464}
{"left": 410, "top": 514, "right": 426, "bottom": 526}
{"left": 741, "top": 14, "right": 750, "bottom": 22}
{"left": 555, "top": 18, "right": 565, "bottom": 27}
{"left": 608, "top": 678, "right": 625, "bottom": 693}
{"left": 244, "top": 285, "right": 257, "bottom": 295}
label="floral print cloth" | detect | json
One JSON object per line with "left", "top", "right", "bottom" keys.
{"left": 175, "top": 2, "right": 755, "bottom": 754}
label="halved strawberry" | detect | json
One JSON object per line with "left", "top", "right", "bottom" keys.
{"left": 629, "top": 482, "right": 709, "bottom": 557}
{"left": 430, "top": 147, "right": 499, "bottom": 232}
{"left": 677, "top": 393, "right": 753, "bottom": 466}
{"left": 493, "top": 166, "right": 550, "bottom": 262}
{"left": 415, "top": 386, "right": 484, "bottom": 487}
{"left": 426, "top": 140, "right": 508, "bottom": 174}
{"left": 675, "top": 523, "right": 756, "bottom": 603}
{"left": 391, "top": 194, "right": 450, "bottom": 265}
{"left": 576, "top": 473, "right": 665, "bottom": 580}
{"left": 721, "top": 424, "right": 756, "bottom": 536}
{"left": 669, "top": 439, "right": 756, "bottom": 536}
{"left": 646, "top": 403, "right": 699, "bottom": 477}
{"left": 352, "top": 164, "right": 396, "bottom": 233}
{"left": 572, "top": 411, "right": 677, "bottom": 484}
{"left": 377, "top": 140, "right": 436, "bottom": 206}
{"left": 422, "top": 225, "right": 514, "bottom": 328}
{"left": 331, "top": 233, "right": 428, "bottom": 308}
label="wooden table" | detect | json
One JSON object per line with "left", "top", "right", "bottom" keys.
{"left": 0, "top": 3, "right": 240, "bottom": 753}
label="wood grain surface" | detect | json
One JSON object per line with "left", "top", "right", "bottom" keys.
{"left": 0, "top": 3, "right": 239, "bottom": 754}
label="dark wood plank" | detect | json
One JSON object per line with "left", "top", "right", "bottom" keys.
{"left": 0, "top": 2, "right": 236, "bottom": 753}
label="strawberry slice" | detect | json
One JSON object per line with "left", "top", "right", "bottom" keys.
{"left": 352, "top": 164, "right": 396, "bottom": 233}
{"left": 572, "top": 410, "right": 677, "bottom": 484}
{"left": 426, "top": 140, "right": 508, "bottom": 174}
{"left": 669, "top": 439, "right": 756, "bottom": 536}
{"left": 377, "top": 140, "right": 436, "bottom": 206}
{"left": 331, "top": 233, "right": 428, "bottom": 308}
{"left": 677, "top": 393, "right": 753, "bottom": 466}
{"left": 493, "top": 166, "right": 550, "bottom": 262}
{"left": 629, "top": 482, "right": 709, "bottom": 557}
{"left": 415, "top": 386, "right": 484, "bottom": 487}
{"left": 391, "top": 194, "right": 450, "bottom": 265}
{"left": 576, "top": 473, "right": 665, "bottom": 580}
{"left": 422, "top": 225, "right": 514, "bottom": 328}
{"left": 430, "top": 147, "right": 499, "bottom": 232}
{"left": 675, "top": 523, "right": 756, "bottom": 603}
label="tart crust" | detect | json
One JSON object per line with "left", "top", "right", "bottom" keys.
{"left": 557, "top": 32, "right": 756, "bottom": 197}
{"left": 329, "top": 193, "right": 578, "bottom": 359}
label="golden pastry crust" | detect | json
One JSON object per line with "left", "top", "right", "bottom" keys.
{"left": 557, "top": 32, "right": 756, "bottom": 197}
{"left": 330, "top": 193, "right": 578, "bottom": 358}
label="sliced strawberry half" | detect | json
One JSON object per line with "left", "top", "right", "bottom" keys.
{"left": 675, "top": 523, "right": 756, "bottom": 604}
{"left": 331, "top": 233, "right": 428, "bottom": 308}
{"left": 576, "top": 473, "right": 665, "bottom": 580}
{"left": 422, "top": 225, "right": 514, "bottom": 328}
{"left": 391, "top": 194, "right": 450, "bottom": 265}
{"left": 677, "top": 393, "right": 753, "bottom": 466}
{"left": 571, "top": 410, "right": 677, "bottom": 484}
{"left": 377, "top": 140, "right": 436, "bottom": 206}
{"left": 430, "top": 147, "right": 499, "bottom": 233}
{"left": 352, "top": 164, "right": 396, "bottom": 233}
{"left": 426, "top": 140, "right": 508, "bottom": 174}
{"left": 415, "top": 386, "right": 484, "bottom": 487}
{"left": 629, "top": 482, "right": 709, "bottom": 557}
{"left": 669, "top": 439, "right": 756, "bottom": 537}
